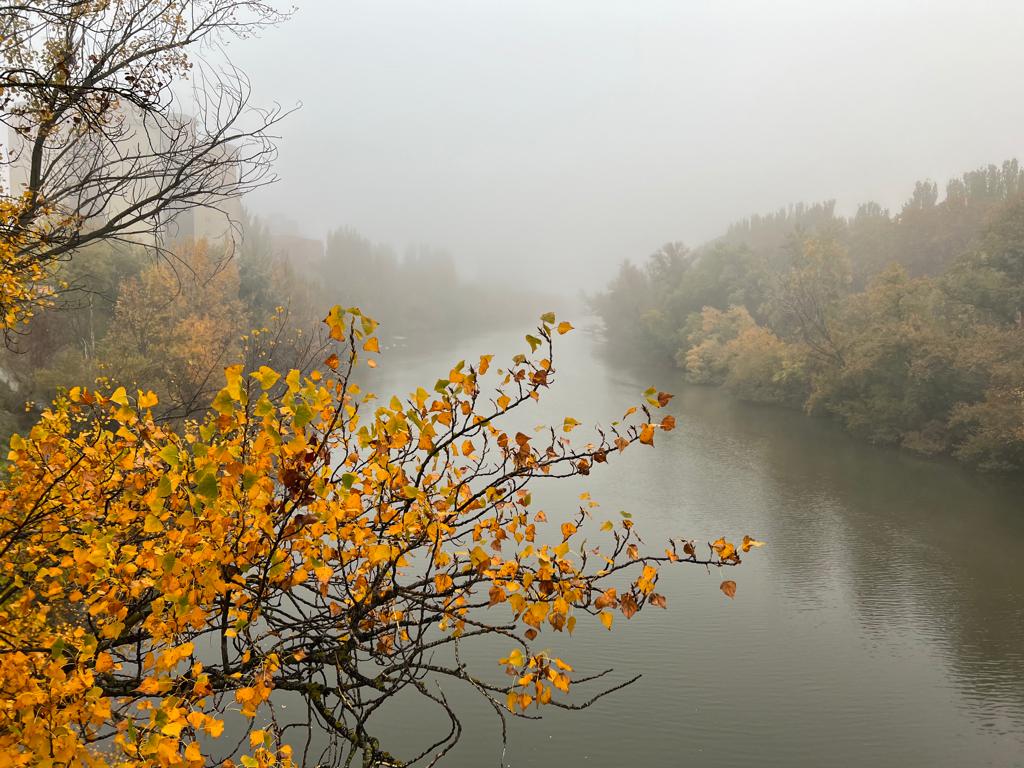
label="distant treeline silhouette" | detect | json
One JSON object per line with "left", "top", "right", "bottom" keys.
{"left": 592, "top": 160, "right": 1024, "bottom": 471}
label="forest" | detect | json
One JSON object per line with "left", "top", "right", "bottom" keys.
{"left": 0, "top": 214, "right": 546, "bottom": 443}
{"left": 592, "top": 160, "right": 1024, "bottom": 471}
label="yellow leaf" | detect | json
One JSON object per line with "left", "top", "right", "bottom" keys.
{"left": 325, "top": 305, "right": 347, "bottom": 340}
{"left": 366, "top": 544, "right": 394, "bottom": 566}
{"left": 224, "top": 364, "right": 244, "bottom": 399}
{"left": 599, "top": 611, "right": 613, "bottom": 630}
{"left": 161, "top": 719, "right": 185, "bottom": 738}
{"left": 138, "top": 390, "right": 159, "bottom": 409}
{"left": 110, "top": 386, "right": 129, "bottom": 406}
{"left": 252, "top": 365, "right": 280, "bottom": 390}
{"left": 363, "top": 337, "right": 380, "bottom": 353}
{"left": 557, "top": 321, "right": 574, "bottom": 335}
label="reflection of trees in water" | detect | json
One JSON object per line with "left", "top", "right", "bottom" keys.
{"left": 677, "top": 383, "right": 1024, "bottom": 727}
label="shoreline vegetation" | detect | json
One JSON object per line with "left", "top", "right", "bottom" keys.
{"left": 590, "top": 160, "right": 1024, "bottom": 472}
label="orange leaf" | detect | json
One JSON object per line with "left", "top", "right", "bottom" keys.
{"left": 639, "top": 424, "right": 655, "bottom": 445}
{"left": 742, "top": 535, "right": 766, "bottom": 552}
{"left": 720, "top": 580, "right": 737, "bottom": 599}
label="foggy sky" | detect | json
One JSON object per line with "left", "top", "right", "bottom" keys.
{"left": 231, "top": 0, "right": 1024, "bottom": 287}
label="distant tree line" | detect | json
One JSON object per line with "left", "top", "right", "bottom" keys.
{"left": 591, "top": 160, "right": 1024, "bottom": 471}
{"left": 0, "top": 214, "right": 550, "bottom": 442}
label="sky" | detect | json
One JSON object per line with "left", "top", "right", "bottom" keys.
{"left": 230, "top": 0, "right": 1024, "bottom": 287}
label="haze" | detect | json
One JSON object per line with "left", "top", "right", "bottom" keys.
{"left": 233, "top": 0, "right": 1024, "bottom": 286}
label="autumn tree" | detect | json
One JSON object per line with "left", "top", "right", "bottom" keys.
{"left": 0, "top": 308, "right": 761, "bottom": 767}
{"left": 0, "top": 0, "right": 290, "bottom": 333}
{"left": 766, "top": 231, "right": 851, "bottom": 367}
{"left": 98, "top": 241, "right": 248, "bottom": 418}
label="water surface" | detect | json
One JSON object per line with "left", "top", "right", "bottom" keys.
{"left": 307, "top": 322, "right": 1024, "bottom": 767}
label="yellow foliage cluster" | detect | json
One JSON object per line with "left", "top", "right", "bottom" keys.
{"left": 0, "top": 307, "right": 757, "bottom": 766}
{"left": 0, "top": 193, "right": 59, "bottom": 329}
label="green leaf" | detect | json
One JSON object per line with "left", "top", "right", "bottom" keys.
{"left": 156, "top": 475, "right": 172, "bottom": 498}
{"left": 242, "top": 470, "right": 259, "bottom": 491}
{"left": 158, "top": 444, "right": 179, "bottom": 468}
{"left": 195, "top": 472, "right": 219, "bottom": 501}
{"left": 49, "top": 638, "right": 65, "bottom": 659}
{"left": 293, "top": 403, "right": 313, "bottom": 429}
{"left": 525, "top": 334, "right": 542, "bottom": 352}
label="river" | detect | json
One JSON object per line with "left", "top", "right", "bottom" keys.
{"left": 289, "top": 318, "right": 1024, "bottom": 767}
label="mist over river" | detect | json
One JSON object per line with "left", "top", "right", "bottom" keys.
{"left": 341, "top": 318, "right": 1024, "bottom": 767}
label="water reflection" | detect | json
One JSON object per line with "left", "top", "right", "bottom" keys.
{"left": 312, "top": 326, "right": 1024, "bottom": 767}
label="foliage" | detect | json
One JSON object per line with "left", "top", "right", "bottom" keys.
{"left": 593, "top": 160, "right": 1024, "bottom": 471}
{"left": 0, "top": 192, "right": 58, "bottom": 329}
{"left": 98, "top": 242, "right": 248, "bottom": 418}
{"left": 0, "top": 0, "right": 288, "bottom": 334}
{"left": 0, "top": 308, "right": 760, "bottom": 767}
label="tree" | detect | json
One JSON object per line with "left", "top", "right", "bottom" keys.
{"left": 0, "top": 308, "right": 761, "bottom": 767}
{"left": 98, "top": 240, "right": 248, "bottom": 419}
{"left": 766, "top": 231, "right": 851, "bottom": 367}
{"left": 0, "top": 0, "right": 290, "bottom": 334}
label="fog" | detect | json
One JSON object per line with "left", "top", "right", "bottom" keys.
{"left": 232, "top": 0, "right": 1024, "bottom": 287}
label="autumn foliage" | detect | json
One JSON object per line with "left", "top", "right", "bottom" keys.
{"left": 0, "top": 308, "right": 760, "bottom": 767}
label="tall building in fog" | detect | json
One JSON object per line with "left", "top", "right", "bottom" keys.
{"left": 1, "top": 107, "right": 243, "bottom": 252}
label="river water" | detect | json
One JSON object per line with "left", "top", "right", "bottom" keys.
{"left": 304, "top": 320, "right": 1024, "bottom": 767}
